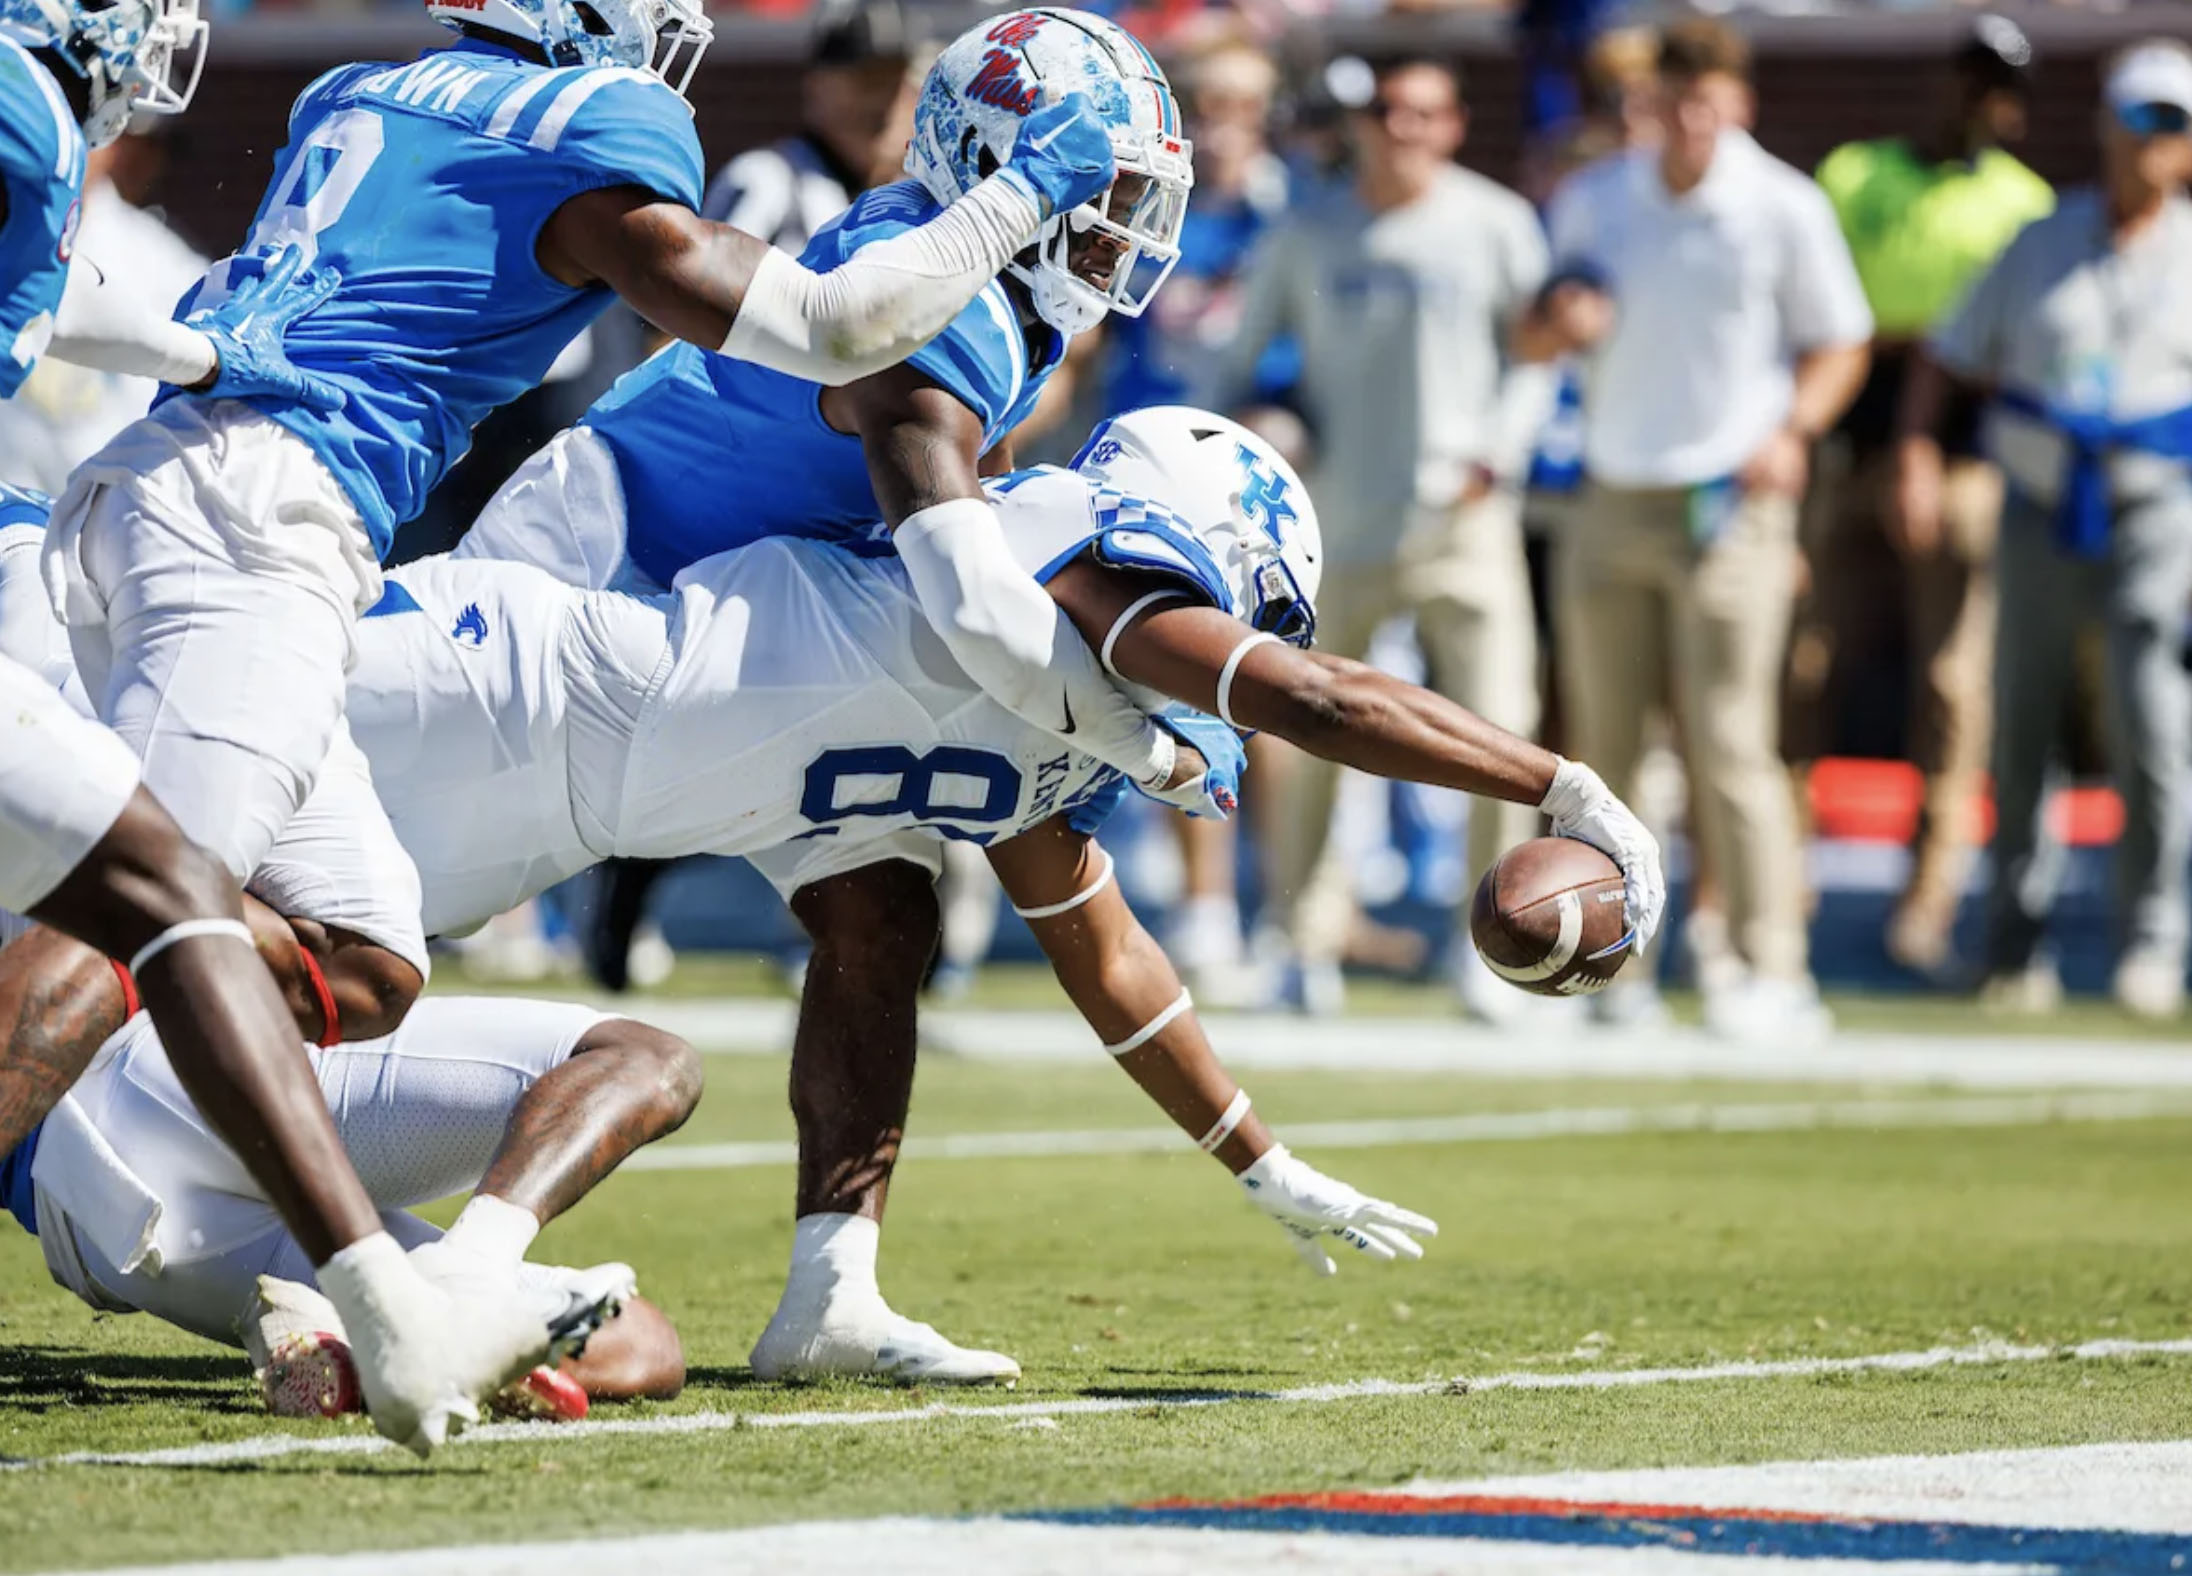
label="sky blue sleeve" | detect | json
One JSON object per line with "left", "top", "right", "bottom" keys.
{"left": 0, "top": 484, "right": 50, "bottom": 531}
{"left": 557, "top": 75, "right": 705, "bottom": 210}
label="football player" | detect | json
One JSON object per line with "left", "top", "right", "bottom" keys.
{"left": 3, "top": 992, "right": 695, "bottom": 1422}
{"left": 0, "top": 5, "right": 638, "bottom": 1457}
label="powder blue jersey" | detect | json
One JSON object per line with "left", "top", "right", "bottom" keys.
{"left": 166, "top": 40, "right": 704, "bottom": 558}
{"left": 0, "top": 37, "right": 84, "bottom": 401}
{"left": 582, "top": 180, "right": 1067, "bottom": 590}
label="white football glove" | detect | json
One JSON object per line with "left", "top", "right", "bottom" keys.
{"left": 1538, "top": 756, "right": 1666, "bottom": 954}
{"left": 1237, "top": 1145, "right": 1439, "bottom": 1277}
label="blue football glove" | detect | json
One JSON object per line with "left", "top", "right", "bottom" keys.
{"left": 997, "top": 90, "right": 1118, "bottom": 221}
{"left": 188, "top": 245, "right": 347, "bottom": 414}
{"left": 1135, "top": 706, "right": 1246, "bottom": 821}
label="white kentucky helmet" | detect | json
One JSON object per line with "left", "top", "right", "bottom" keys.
{"left": 0, "top": 0, "right": 207, "bottom": 147}
{"left": 425, "top": 0, "right": 714, "bottom": 98}
{"left": 1073, "top": 405, "right": 1322, "bottom": 649}
{"left": 906, "top": 8, "right": 1191, "bottom": 335}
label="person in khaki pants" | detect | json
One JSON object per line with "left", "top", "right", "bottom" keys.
{"left": 1530, "top": 20, "right": 1873, "bottom": 1042}
{"left": 1213, "top": 53, "right": 1555, "bottom": 1018}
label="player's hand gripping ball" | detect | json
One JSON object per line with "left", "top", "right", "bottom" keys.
{"left": 1470, "top": 837, "right": 1635, "bottom": 997}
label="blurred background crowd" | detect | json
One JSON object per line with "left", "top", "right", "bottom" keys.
{"left": 3, "top": 0, "right": 2188, "bottom": 1036}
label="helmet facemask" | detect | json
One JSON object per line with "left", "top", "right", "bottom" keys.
{"left": 558, "top": 0, "right": 712, "bottom": 94}
{"left": 35, "top": 0, "right": 205, "bottom": 147}
{"left": 1010, "top": 128, "right": 1189, "bottom": 334}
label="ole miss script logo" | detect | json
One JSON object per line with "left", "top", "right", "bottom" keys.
{"left": 963, "top": 13, "right": 1043, "bottom": 115}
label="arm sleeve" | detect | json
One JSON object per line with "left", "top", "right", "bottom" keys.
{"left": 1544, "top": 171, "right": 1598, "bottom": 274}
{"left": 717, "top": 174, "right": 1046, "bottom": 387}
{"left": 895, "top": 497, "right": 1174, "bottom": 790}
{"left": 43, "top": 253, "right": 215, "bottom": 385}
{"left": 1778, "top": 179, "right": 1874, "bottom": 352}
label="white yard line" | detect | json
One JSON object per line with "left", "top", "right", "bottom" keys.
{"left": 608, "top": 998, "right": 2192, "bottom": 1091}
{"left": 10, "top": 1336, "right": 2191, "bottom": 1475}
{"left": 621, "top": 1090, "right": 2192, "bottom": 1172}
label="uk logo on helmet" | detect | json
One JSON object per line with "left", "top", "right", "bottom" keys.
{"left": 1236, "top": 443, "right": 1298, "bottom": 543}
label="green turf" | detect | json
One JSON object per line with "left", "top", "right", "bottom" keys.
{"left": 6, "top": 1047, "right": 2192, "bottom": 1570}
{"left": 434, "top": 952, "right": 2192, "bottom": 1040}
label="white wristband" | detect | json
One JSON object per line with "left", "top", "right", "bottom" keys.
{"left": 129, "top": 918, "right": 255, "bottom": 978}
{"left": 1103, "top": 989, "right": 1193, "bottom": 1057}
{"left": 1100, "top": 590, "right": 1186, "bottom": 677}
{"left": 1216, "top": 632, "right": 1280, "bottom": 729}
{"left": 1197, "top": 1089, "right": 1251, "bottom": 1153}
{"left": 1012, "top": 846, "right": 1115, "bottom": 920}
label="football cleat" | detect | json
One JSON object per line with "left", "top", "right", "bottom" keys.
{"left": 750, "top": 1295, "right": 1021, "bottom": 1387}
{"left": 490, "top": 1365, "right": 590, "bottom": 1423}
{"left": 243, "top": 1277, "right": 359, "bottom": 1419}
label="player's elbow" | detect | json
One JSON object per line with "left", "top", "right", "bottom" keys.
{"left": 319, "top": 941, "right": 424, "bottom": 1043}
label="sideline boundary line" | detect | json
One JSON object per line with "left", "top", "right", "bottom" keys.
{"left": 622, "top": 1091, "right": 2192, "bottom": 1172}
{"left": 9, "top": 1335, "right": 2192, "bottom": 1474}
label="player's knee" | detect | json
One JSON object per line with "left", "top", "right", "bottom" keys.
{"left": 573, "top": 1018, "right": 703, "bottom": 1138}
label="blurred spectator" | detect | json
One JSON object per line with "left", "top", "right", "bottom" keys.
{"left": 1216, "top": 53, "right": 1555, "bottom": 1018}
{"left": 0, "top": 127, "right": 203, "bottom": 492}
{"left": 1533, "top": 19, "right": 1872, "bottom": 1043}
{"left": 1898, "top": 40, "right": 2192, "bottom": 1021}
{"left": 1792, "top": 14, "right": 2053, "bottom": 979}
{"left": 700, "top": 0, "right": 912, "bottom": 250}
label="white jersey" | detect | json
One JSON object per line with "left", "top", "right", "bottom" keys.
{"left": 353, "top": 467, "right": 1229, "bottom": 934}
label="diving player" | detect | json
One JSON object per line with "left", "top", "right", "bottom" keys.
{"left": 0, "top": 4, "right": 637, "bottom": 1458}
{"left": 3, "top": 993, "right": 696, "bottom": 1422}
{"left": 348, "top": 407, "right": 1661, "bottom": 1375}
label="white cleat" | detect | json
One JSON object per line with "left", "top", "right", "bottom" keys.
{"left": 328, "top": 1246, "right": 635, "bottom": 1458}
{"left": 750, "top": 1296, "right": 1020, "bottom": 1387}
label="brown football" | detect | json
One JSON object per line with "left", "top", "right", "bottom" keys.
{"left": 1469, "top": 837, "right": 1635, "bottom": 997}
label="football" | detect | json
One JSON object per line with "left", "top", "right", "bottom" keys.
{"left": 1469, "top": 836, "right": 1635, "bottom": 997}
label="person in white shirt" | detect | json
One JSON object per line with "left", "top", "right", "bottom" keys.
{"left": 1529, "top": 19, "right": 1873, "bottom": 1044}
{"left": 1214, "top": 53, "right": 1557, "bottom": 1019}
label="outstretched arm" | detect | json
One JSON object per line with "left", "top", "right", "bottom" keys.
{"left": 987, "top": 820, "right": 1437, "bottom": 1276}
{"left": 539, "top": 94, "right": 1114, "bottom": 387}
{"left": 1048, "top": 559, "right": 1667, "bottom": 949}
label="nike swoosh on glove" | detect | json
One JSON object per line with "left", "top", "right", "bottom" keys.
{"left": 190, "top": 244, "right": 347, "bottom": 414}
{"left": 1134, "top": 706, "right": 1245, "bottom": 821}
{"left": 1238, "top": 1144, "right": 1439, "bottom": 1276}
{"left": 1537, "top": 756, "right": 1666, "bottom": 954}
{"left": 996, "top": 90, "right": 1119, "bottom": 221}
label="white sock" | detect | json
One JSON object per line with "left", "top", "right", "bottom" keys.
{"left": 783, "top": 1212, "right": 880, "bottom": 1304}
{"left": 437, "top": 1195, "right": 541, "bottom": 1265}
{"left": 317, "top": 1231, "right": 421, "bottom": 1328}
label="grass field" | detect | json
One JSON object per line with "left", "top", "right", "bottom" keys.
{"left": 5, "top": 969, "right": 2192, "bottom": 1571}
